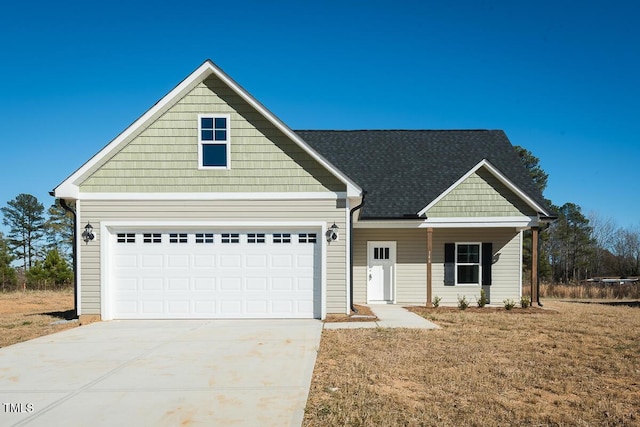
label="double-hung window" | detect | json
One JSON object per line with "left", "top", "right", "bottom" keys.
{"left": 456, "top": 243, "right": 481, "bottom": 285}
{"left": 198, "top": 114, "right": 230, "bottom": 169}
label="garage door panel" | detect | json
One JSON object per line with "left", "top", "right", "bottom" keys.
{"left": 167, "top": 254, "right": 190, "bottom": 268}
{"left": 194, "top": 255, "right": 215, "bottom": 268}
{"left": 141, "top": 254, "right": 163, "bottom": 268}
{"left": 168, "top": 278, "right": 190, "bottom": 291}
{"left": 194, "top": 278, "right": 215, "bottom": 290}
{"left": 111, "top": 230, "right": 320, "bottom": 319}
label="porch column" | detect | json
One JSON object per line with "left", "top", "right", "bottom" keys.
{"left": 426, "top": 227, "right": 433, "bottom": 307}
{"left": 530, "top": 227, "right": 539, "bottom": 306}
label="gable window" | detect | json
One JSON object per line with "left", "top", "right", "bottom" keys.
{"left": 198, "top": 114, "right": 230, "bottom": 169}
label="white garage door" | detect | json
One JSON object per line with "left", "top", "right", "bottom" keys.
{"left": 110, "top": 230, "right": 320, "bottom": 319}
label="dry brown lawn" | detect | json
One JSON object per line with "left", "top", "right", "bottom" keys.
{"left": 324, "top": 304, "right": 379, "bottom": 323}
{"left": 0, "top": 289, "right": 77, "bottom": 348}
{"left": 305, "top": 301, "right": 640, "bottom": 426}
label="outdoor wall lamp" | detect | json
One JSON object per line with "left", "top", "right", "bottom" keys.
{"left": 326, "top": 222, "right": 339, "bottom": 242}
{"left": 82, "top": 222, "right": 95, "bottom": 243}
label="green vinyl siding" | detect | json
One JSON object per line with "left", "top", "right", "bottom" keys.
{"left": 79, "top": 76, "right": 344, "bottom": 193}
{"left": 426, "top": 168, "right": 536, "bottom": 218}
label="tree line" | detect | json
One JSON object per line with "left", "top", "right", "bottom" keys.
{"left": 517, "top": 147, "right": 640, "bottom": 284}
{"left": 0, "top": 194, "right": 73, "bottom": 291}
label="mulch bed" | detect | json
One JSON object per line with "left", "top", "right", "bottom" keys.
{"left": 408, "top": 305, "right": 557, "bottom": 315}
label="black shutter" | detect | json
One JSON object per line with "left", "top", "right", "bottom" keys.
{"left": 482, "top": 242, "right": 493, "bottom": 286}
{"left": 444, "top": 243, "right": 455, "bottom": 286}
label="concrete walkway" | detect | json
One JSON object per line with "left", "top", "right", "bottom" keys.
{"left": 324, "top": 304, "right": 440, "bottom": 329}
{"left": 0, "top": 319, "right": 322, "bottom": 427}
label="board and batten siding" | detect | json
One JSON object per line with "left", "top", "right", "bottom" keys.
{"left": 78, "top": 199, "right": 347, "bottom": 316}
{"left": 79, "top": 76, "right": 344, "bottom": 193}
{"left": 352, "top": 227, "right": 522, "bottom": 306}
{"left": 426, "top": 167, "right": 536, "bottom": 218}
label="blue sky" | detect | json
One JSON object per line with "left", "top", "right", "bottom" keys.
{"left": 1, "top": 0, "right": 638, "bottom": 229}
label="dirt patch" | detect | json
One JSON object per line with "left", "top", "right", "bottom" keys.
{"left": 305, "top": 301, "right": 640, "bottom": 426}
{"left": 0, "top": 289, "right": 77, "bottom": 348}
{"left": 324, "top": 304, "right": 378, "bottom": 323}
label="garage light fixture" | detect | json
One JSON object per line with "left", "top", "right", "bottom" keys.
{"left": 82, "top": 222, "right": 95, "bottom": 244}
{"left": 326, "top": 222, "right": 339, "bottom": 242}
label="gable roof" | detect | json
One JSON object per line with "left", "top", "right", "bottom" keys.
{"left": 54, "top": 60, "right": 361, "bottom": 199}
{"left": 295, "top": 130, "right": 552, "bottom": 219}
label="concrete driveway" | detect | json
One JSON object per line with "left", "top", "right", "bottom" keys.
{"left": 0, "top": 319, "right": 322, "bottom": 427}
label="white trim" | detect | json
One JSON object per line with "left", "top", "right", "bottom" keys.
{"left": 454, "top": 242, "right": 482, "bottom": 286}
{"left": 519, "top": 230, "right": 523, "bottom": 299}
{"left": 76, "top": 200, "right": 82, "bottom": 316}
{"left": 54, "top": 60, "right": 361, "bottom": 199}
{"left": 198, "top": 113, "right": 231, "bottom": 170}
{"left": 420, "top": 216, "right": 538, "bottom": 228}
{"left": 99, "top": 220, "right": 327, "bottom": 320}
{"left": 345, "top": 198, "right": 351, "bottom": 315}
{"left": 354, "top": 216, "right": 538, "bottom": 229}
{"left": 418, "top": 159, "right": 551, "bottom": 217}
{"left": 366, "top": 241, "right": 397, "bottom": 304}
{"left": 76, "top": 191, "right": 346, "bottom": 201}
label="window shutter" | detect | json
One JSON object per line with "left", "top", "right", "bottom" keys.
{"left": 444, "top": 243, "right": 455, "bottom": 286}
{"left": 482, "top": 242, "right": 493, "bottom": 286}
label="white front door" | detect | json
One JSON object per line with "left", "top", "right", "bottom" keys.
{"left": 367, "top": 241, "right": 396, "bottom": 303}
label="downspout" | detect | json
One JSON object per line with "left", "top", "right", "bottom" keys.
{"left": 51, "top": 193, "right": 78, "bottom": 318}
{"left": 349, "top": 191, "right": 367, "bottom": 314}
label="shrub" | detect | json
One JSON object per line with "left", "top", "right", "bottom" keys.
{"left": 503, "top": 299, "right": 516, "bottom": 310}
{"left": 520, "top": 296, "right": 531, "bottom": 308}
{"left": 432, "top": 295, "right": 442, "bottom": 308}
{"left": 477, "top": 289, "right": 488, "bottom": 308}
{"left": 457, "top": 295, "right": 469, "bottom": 310}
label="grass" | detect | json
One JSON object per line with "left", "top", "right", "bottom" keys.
{"left": 0, "top": 289, "right": 77, "bottom": 348}
{"left": 304, "top": 301, "right": 640, "bottom": 426}
{"left": 324, "top": 304, "right": 379, "bottom": 323}
{"left": 539, "top": 282, "right": 640, "bottom": 300}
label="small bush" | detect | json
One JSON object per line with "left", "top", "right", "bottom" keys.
{"left": 432, "top": 295, "right": 442, "bottom": 308}
{"left": 477, "top": 289, "right": 488, "bottom": 308}
{"left": 503, "top": 299, "right": 516, "bottom": 310}
{"left": 457, "top": 295, "right": 469, "bottom": 310}
{"left": 520, "top": 296, "right": 531, "bottom": 308}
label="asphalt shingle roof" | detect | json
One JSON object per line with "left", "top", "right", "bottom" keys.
{"left": 295, "top": 130, "right": 549, "bottom": 219}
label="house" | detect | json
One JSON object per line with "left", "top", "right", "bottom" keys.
{"left": 53, "top": 60, "right": 554, "bottom": 322}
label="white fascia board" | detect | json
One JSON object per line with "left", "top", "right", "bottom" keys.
{"left": 354, "top": 220, "right": 425, "bottom": 229}
{"left": 354, "top": 215, "right": 538, "bottom": 229}
{"left": 102, "top": 220, "right": 328, "bottom": 229}
{"left": 419, "top": 216, "right": 538, "bottom": 228}
{"left": 54, "top": 60, "right": 362, "bottom": 200}
{"left": 54, "top": 61, "right": 215, "bottom": 200}
{"left": 77, "top": 191, "right": 346, "bottom": 201}
{"left": 417, "top": 159, "right": 551, "bottom": 217}
{"left": 206, "top": 61, "right": 362, "bottom": 197}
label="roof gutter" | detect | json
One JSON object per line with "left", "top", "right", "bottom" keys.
{"left": 349, "top": 191, "right": 367, "bottom": 314}
{"left": 51, "top": 192, "right": 78, "bottom": 318}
